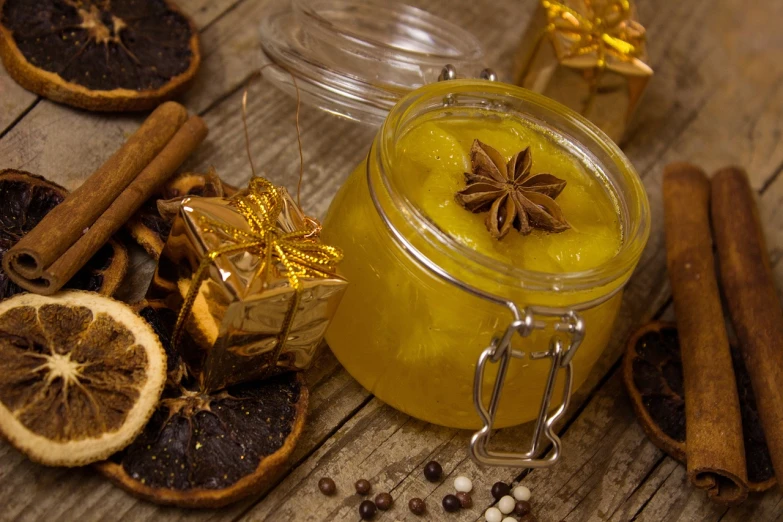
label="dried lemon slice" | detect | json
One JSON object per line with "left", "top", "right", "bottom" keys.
{"left": 0, "top": 291, "right": 166, "bottom": 467}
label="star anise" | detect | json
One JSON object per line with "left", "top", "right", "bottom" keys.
{"left": 455, "top": 139, "right": 570, "bottom": 239}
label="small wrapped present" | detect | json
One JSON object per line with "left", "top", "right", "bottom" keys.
{"left": 148, "top": 177, "right": 346, "bottom": 392}
{"left": 513, "top": 0, "right": 653, "bottom": 143}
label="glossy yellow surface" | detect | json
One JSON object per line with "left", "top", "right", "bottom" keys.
{"left": 323, "top": 111, "right": 627, "bottom": 429}
{"left": 396, "top": 116, "right": 622, "bottom": 273}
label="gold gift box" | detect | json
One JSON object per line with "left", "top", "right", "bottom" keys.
{"left": 149, "top": 180, "right": 347, "bottom": 392}
{"left": 513, "top": 0, "right": 653, "bottom": 144}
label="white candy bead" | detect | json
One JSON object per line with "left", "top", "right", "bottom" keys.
{"left": 454, "top": 475, "right": 473, "bottom": 493}
{"left": 513, "top": 484, "right": 531, "bottom": 501}
{"left": 502, "top": 518, "right": 518, "bottom": 522}
{"left": 498, "top": 495, "right": 516, "bottom": 514}
{"left": 484, "top": 507, "right": 503, "bottom": 522}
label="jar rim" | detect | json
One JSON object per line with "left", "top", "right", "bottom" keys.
{"left": 375, "top": 80, "right": 651, "bottom": 296}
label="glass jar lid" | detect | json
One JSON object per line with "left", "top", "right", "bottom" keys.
{"left": 259, "top": 0, "right": 487, "bottom": 125}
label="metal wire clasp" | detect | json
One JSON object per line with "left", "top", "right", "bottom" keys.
{"left": 470, "top": 307, "right": 584, "bottom": 468}
{"left": 438, "top": 64, "right": 498, "bottom": 82}
{"left": 364, "top": 73, "right": 586, "bottom": 469}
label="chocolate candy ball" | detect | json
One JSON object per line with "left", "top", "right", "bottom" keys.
{"left": 491, "top": 481, "right": 511, "bottom": 500}
{"left": 456, "top": 491, "right": 473, "bottom": 508}
{"left": 409, "top": 497, "right": 426, "bottom": 515}
{"left": 423, "top": 460, "right": 443, "bottom": 482}
{"left": 355, "top": 479, "right": 372, "bottom": 495}
{"left": 375, "top": 492, "right": 393, "bottom": 511}
{"left": 318, "top": 477, "right": 336, "bottom": 496}
{"left": 515, "top": 500, "right": 532, "bottom": 516}
{"left": 359, "top": 500, "right": 377, "bottom": 520}
{"left": 442, "top": 494, "right": 461, "bottom": 512}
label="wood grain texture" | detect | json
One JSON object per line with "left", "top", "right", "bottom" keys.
{"left": 1, "top": 0, "right": 783, "bottom": 520}
{"left": 0, "top": 66, "right": 35, "bottom": 135}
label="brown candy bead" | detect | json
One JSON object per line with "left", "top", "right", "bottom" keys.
{"left": 409, "top": 497, "right": 426, "bottom": 515}
{"left": 515, "top": 500, "right": 532, "bottom": 516}
{"left": 359, "top": 500, "right": 377, "bottom": 520}
{"left": 491, "top": 481, "right": 511, "bottom": 500}
{"left": 318, "top": 477, "right": 336, "bottom": 496}
{"left": 355, "top": 479, "right": 372, "bottom": 495}
{"left": 423, "top": 460, "right": 443, "bottom": 482}
{"left": 456, "top": 491, "right": 473, "bottom": 509}
{"left": 442, "top": 494, "right": 461, "bottom": 513}
{"left": 375, "top": 492, "right": 393, "bottom": 511}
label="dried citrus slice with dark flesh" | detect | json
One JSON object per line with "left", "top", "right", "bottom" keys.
{"left": 97, "top": 300, "right": 308, "bottom": 508}
{"left": 623, "top": 321, "right": 776, "bottom": 492}
{"left": 132, "top": 300, "right": 185, "bottom": 387}
{"left": 0, "top": 169, "right": 128, "bottom": 300}
{"left": 0, "top": 291, "right": 166, "bottom": 466}
{"left": 0, "top": 0, "right": 200, "bottom": 112}
{"left": 127, "top": 169, "right": 236, "bottom": 259}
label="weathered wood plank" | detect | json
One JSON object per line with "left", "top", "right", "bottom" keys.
{"left": 527, "top": 377, "right": 665, "bottom": 522}
{"left": 180, "top": 0, "right": 244, "bottom": 29}
{"left": 624, "top": 0, "right": 783, "bottom": 186}
{"left": 0, "top": 68, "right": 36, "bottom": 136}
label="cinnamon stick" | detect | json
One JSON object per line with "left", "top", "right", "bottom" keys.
{"left": 3, "top": 106, "right": 207, "bottom": 295}
{"left": 4, "top": 101, "right": 187, "bottom": 283}
{"left": 663, "top": 163, "right": 748, "bottom": 505}
{"left": 711, "top": 167, "right": 783, "bottom": 486}
{"left": 41, "top": 116, "right": 208, "bottom": 294}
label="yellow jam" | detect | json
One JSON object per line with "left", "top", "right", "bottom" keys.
{"left": 396, "top": 117, "right": 622, "bottom": 273}
{"left": 323, "top": 103, "right": 634, "bottom": 429}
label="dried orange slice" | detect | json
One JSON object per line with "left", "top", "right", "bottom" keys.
{"left": 126, "top": 169, "right": 233, "bottom": 259}
{"left": 98, "top": 301, "right": 308, "bottom": 508}
{"left": 0, "top": 0, "right": 200, "bottom": 111}
{"left": 133, "top": 300, "right": 187, "bottom": 387}
{"left": 0, "top": 169, "right": 128, "bottom": 300}
{"left": 624, "top": 321, "right": 776, "bottom": 492}
{"left": 0, "top": 291, "right": 166, "bottom": 466}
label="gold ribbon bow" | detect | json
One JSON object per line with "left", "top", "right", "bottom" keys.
{"left": 172, "top": 176, "right": 343, "bottom": 372}
{"left": 542, "top": 0, "right": 652, "bottom": 75}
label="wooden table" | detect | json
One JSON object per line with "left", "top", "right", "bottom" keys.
{"left": 1, "top": 0, "right": 782, "bottom": 520}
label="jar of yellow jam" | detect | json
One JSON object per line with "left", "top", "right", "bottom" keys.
{"left": 322, "top": 79, "right": 649, "bottom": 433}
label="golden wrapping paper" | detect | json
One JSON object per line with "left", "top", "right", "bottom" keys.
{"left": 513, "top": 0, "right": 653, "bottom": 143}
{"left": 148, "top": 177, "right": 346, "bottom": 392}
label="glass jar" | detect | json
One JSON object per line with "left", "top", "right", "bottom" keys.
{"left": 321, "top": 80, "right": 650, "bottom": 431}
{"left": 260, "top": 0, "right": 486, "bottom": 124}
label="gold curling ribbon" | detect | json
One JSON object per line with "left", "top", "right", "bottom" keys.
{"left": 171, "top": 176, "right": 343, "bottom": 374}
{"left": 541, "top": 0, "right": 651, "bottom": 74}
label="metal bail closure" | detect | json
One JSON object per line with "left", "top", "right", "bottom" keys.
{"left": 470, "top": 306, "right": 584, "bottom": 468}
{"left": 438, "top": 64, "right": 498, "bottom": 83}
{"left": 438, "top": 64, "right": 497, "bottom": 106}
